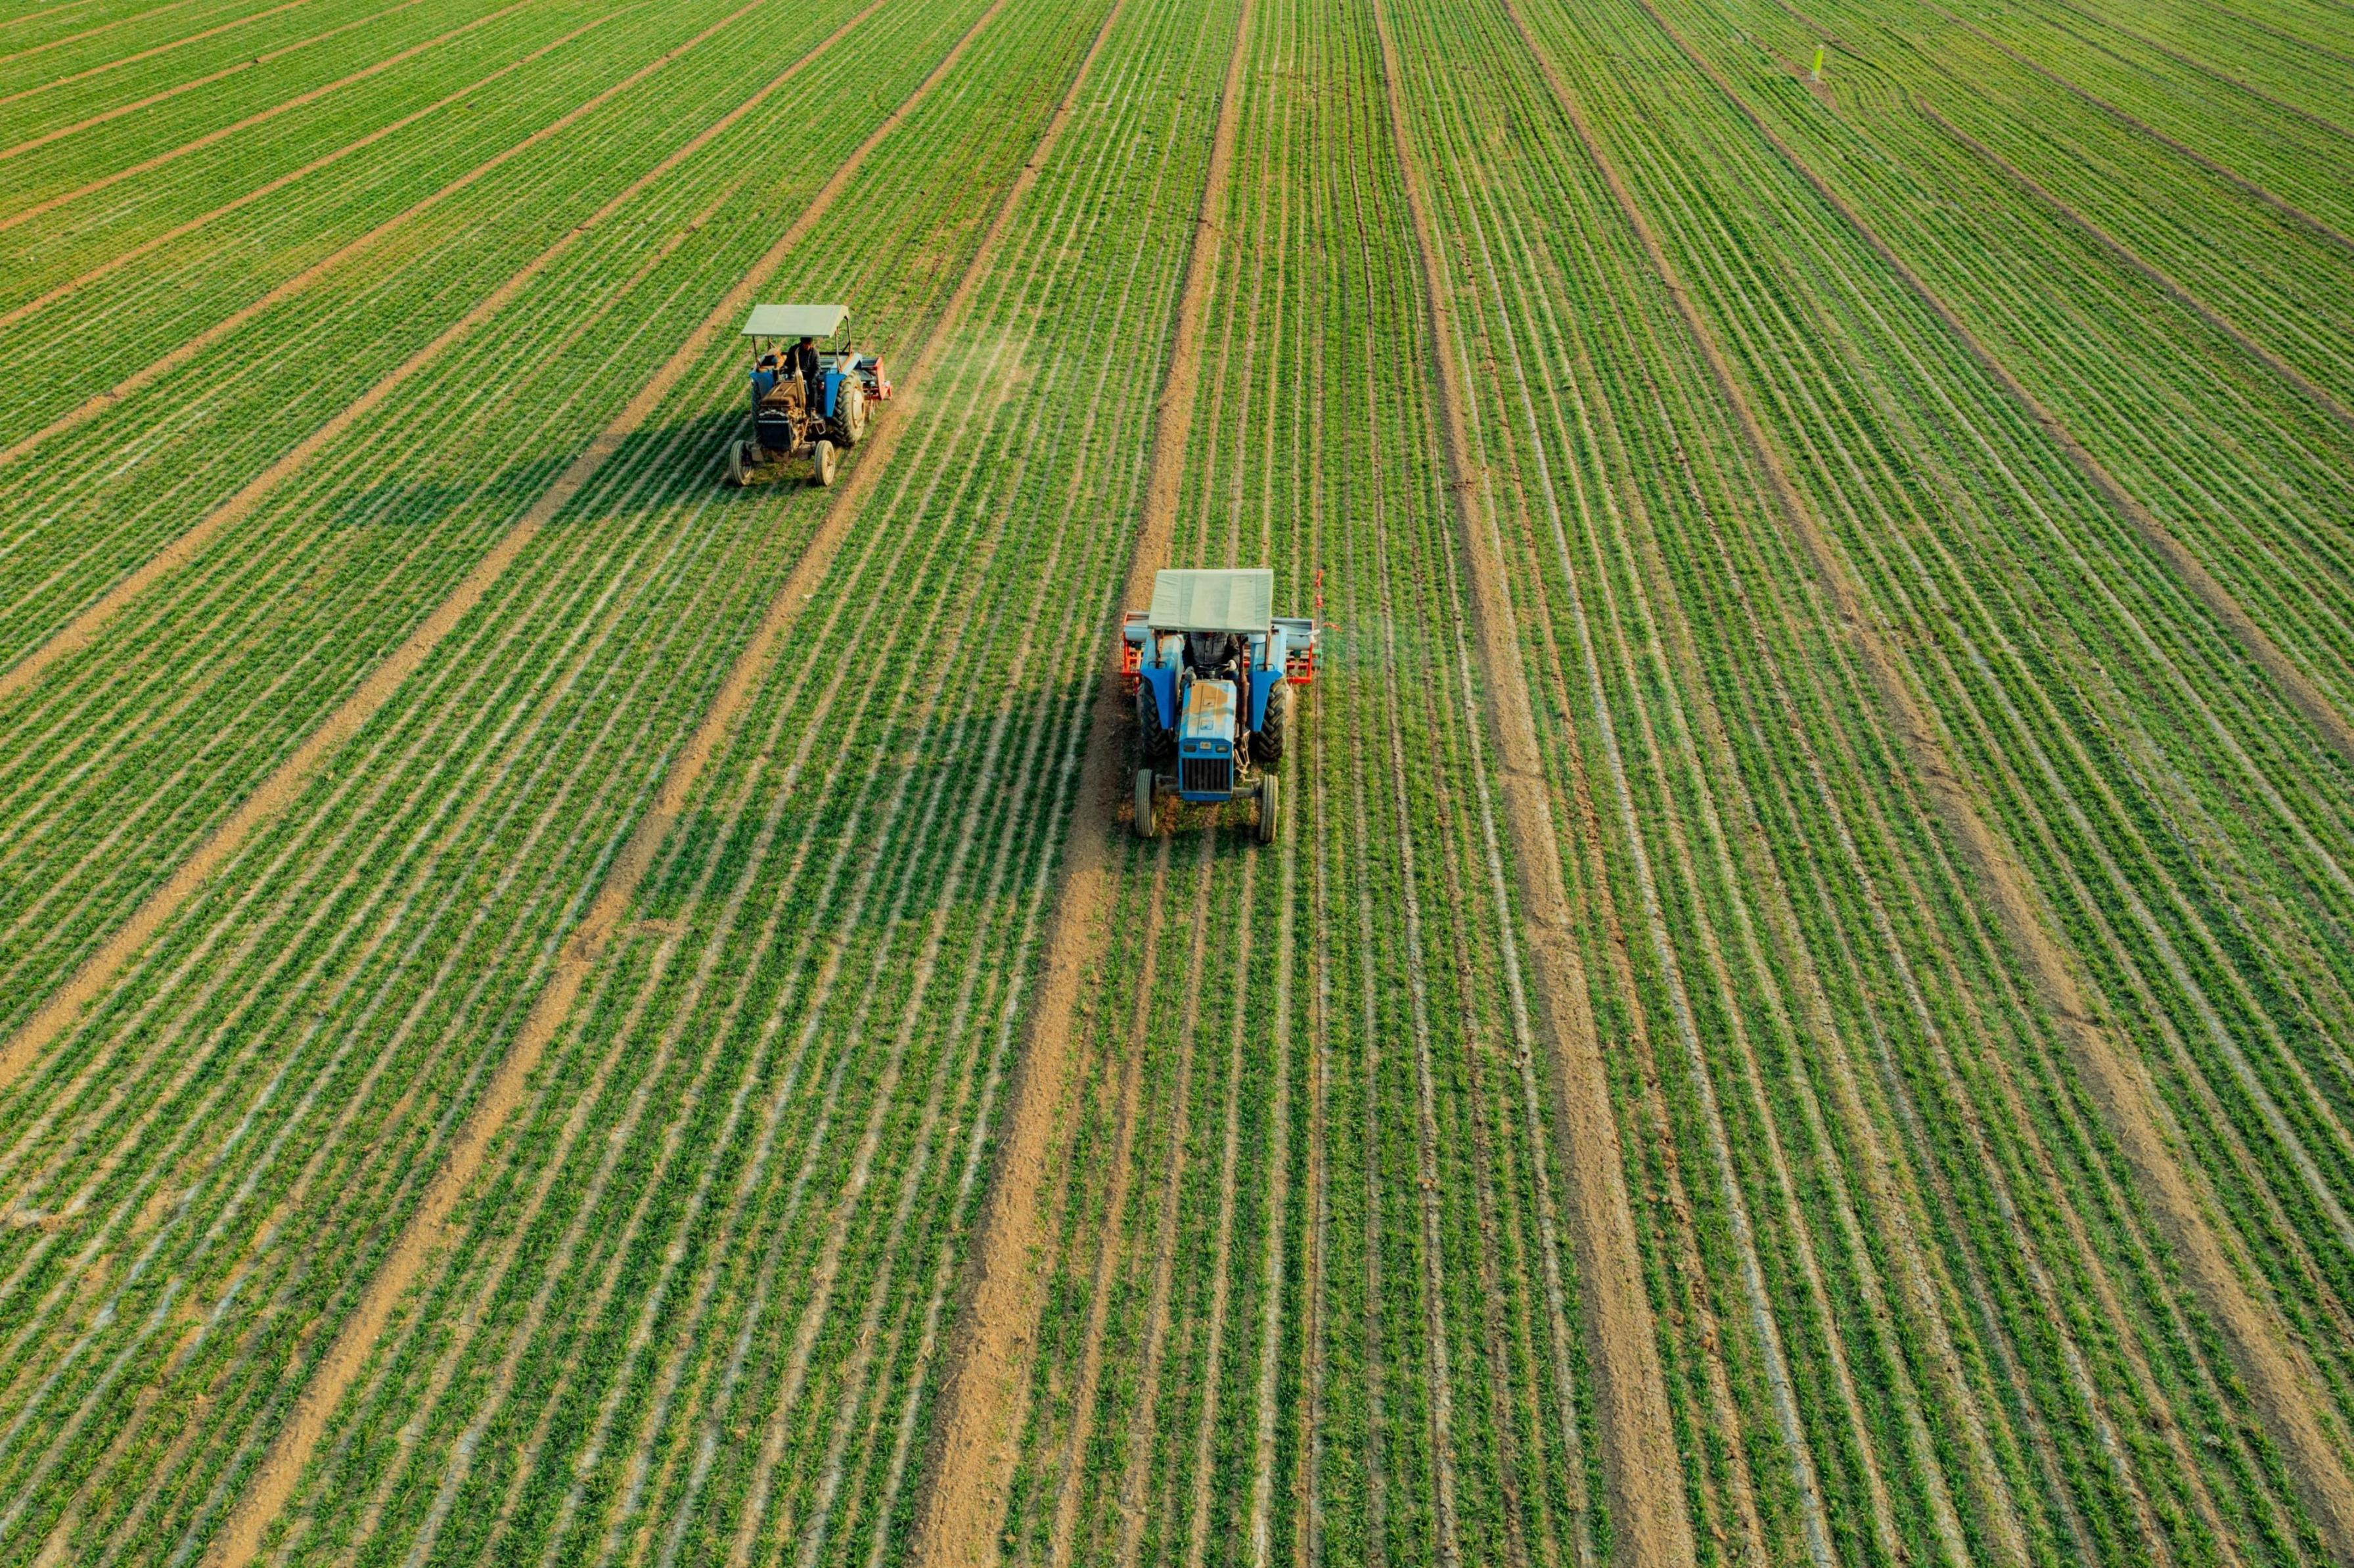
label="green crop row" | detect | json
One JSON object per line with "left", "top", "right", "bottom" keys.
{"left": 0, "top": 0, "right": 1120, "bottom": 1555}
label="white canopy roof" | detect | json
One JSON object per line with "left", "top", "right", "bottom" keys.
{"left": 742, "top": 303, "right": 847, "bottom": 339}
{"left": 1148, "top": 568, "right": 1273, "bottom": 633}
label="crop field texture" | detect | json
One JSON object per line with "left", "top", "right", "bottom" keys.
{"left": 0, "top": 0, "right": 2348, "bottom": 1559}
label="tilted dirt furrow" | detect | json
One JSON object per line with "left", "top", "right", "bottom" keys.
{"left": 0, "top": 407, "right": 712, "bottom": 1234}
{"left": 0, "top": 5, "right": 626, "bottom": 333}
{"left": 2029, "top": 0, "right": 2354, "bottom": 148}
{"left": 1367, "top": 3, "right": 1694, "bottom": 1561}
{"left": 1905, "top": 98, "right": 2354, "bottom": 436}
{"left": 0, "top": 0, "right": 788, "bottom": 472}
{"left": 1714, "top": 476, "right": 2223, "bottom": 1560}
{"left": 1649, "top": 66, "right": 2354, "bottom": 1272}
{"left": 1613, "top": 44, "right": 2321, "bottom": 1546}
{"left": 1405, "top": 24, "right": 1860, "bottom": 1554}
{"left": 1511, "top": 0, "right": 2354, "bottom": 1548}
{"left": 0, "top": 0, "right": 320, "bottom": 108}
{"left": 1633, "top": 0, "right": 2354, "bottom": 773}
{"left": 0, "top": 0, "right": 449, "bottom": 173}
{"left": 762, "top": 436, "right": 1116, "bottom": 1568}
{"left": 905, "top": 0, "right": 1252, "bottom": 1550}
{"left": 0, "top": 503, "right": 706, "bottom": 1516}
{"left": 0, "top": 0, "right": 969, "bottom": 1102}
{"left": 283, "top": 0, "right": 1129, "bottom": 1551}
{"left": 602, "top": 63, "right": 1170, "bottom": 1560}
{"left": 0, "top": 0, "right": 217, "bottom": 65}
{"left": 172, "top": 21, "right": 1051, "bottom": 1568}
{"left": 1623, "top": 13, "right": 2354, "bottom": 1251}
{"left": 1909, "top": 0, "right": 2354, "bottom": 256}
{"left": 1569, "top": 187, "right": 2041, "bottom": 1555}
{"left": 0, "top": 0, "right": 886, "bottom": 712}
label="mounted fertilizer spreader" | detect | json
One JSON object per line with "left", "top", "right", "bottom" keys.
{"left": 724, "top": 303, "right": 891, "bottom": 489}
{"left": 1121, "top": 568, "right": 1319, "bottom": 844}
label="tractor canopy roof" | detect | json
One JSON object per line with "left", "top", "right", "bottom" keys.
{"left": 1148, "top": 568, "right": 1273, "bottom": 633}
{"left": 742, "top": 303, "right": 848, "bottom": 339}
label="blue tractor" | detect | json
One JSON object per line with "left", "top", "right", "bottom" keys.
{"left": 725, "top": 303, "right": 891, "bottom": 489}
{"left": 1122, "top": 568, "right": 1319, "bottom": 844}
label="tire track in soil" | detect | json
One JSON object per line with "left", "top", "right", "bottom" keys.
{"left": 141, "top": 9, "right": 1046, "bottom": 1556}
{"left": 1516, "top": 1, "right": 2354, "bottom": 1552}
{"left": 903, "top": 0, "right": 1249, "bottom": 1554}
{"left": 0, "top": 0, "right": 443, "bottom": 169}
{"left": 0, "top": 4, "right": 626, "bottom": 334}
{"left": 1367, "top": 5, "right": 1692, "bottom": 1565}
{"left": 0, "top": 0, "right": 781, "bottom": 470}
{"left": 0, "top": 0, "right": 884, "bottom": 707}
{"left": 0, "top": 0, "right": 319, "bottom": 110}
{"left": 1631, "top": 0, "right": 2354, "bottom": 768}
{"left": 0, "top": 0, "right": 918, "bottom": 1098}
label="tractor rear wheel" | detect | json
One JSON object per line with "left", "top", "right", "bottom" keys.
{"left": 838, "top": 380, "right": 868, "bottom": 446}
{"left": 1256, "top": 772, "right": 1279, "bottom": 844}
{"left": 1135, "top": 683, "right": 1174, "bottom": 762}
{"left": 812, "top": 439, "right": 838, "bottom": 487}
{"left": 1256, "top": 680, "right": 1292, "bottom": 763}
{"left": 725, "top": 439, "right": 750, "bottom": 488}
{"left": 1135, "top": 768, "right": 1158, "bottom": 839}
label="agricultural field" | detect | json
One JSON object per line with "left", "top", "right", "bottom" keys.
{"left": 0, "top": 0, "right": 2348, "bottom": 1559}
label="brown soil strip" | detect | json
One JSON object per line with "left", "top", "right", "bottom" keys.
{"left": 0, "top": 0, "right": 440, "bottom": 171}
{"left": 0, "top": 0, "right": 318, "bottom": 109}
{"left": 0, "top": 5, "right": 622, "bottom": 333}
{"left": 187, "top": 9, "right": 1020, "bottom": 1564}
{"left": 1909, "top": 95, "right": 2354, "bottom": 439}
{"left": 1370, "top": 5, "right": 1694, "bottom": 1565}
{"left": 904, "top": 3, "right": 1249, "bottom": 1559}
{"left": 1531, "top": 3, "right": 2354, "bottom": 1554}
{"left": 0, "top": 0, "right": 885, "bottom": 707}
{"left": 1913, "top": 0, "right": 2354, "bottom": 260}
{"left": 0, "top": 0, "right": 779, "bottom": 473}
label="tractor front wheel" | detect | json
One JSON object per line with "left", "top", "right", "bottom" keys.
{"left": 725, "top": 439, "right": 750, "bottom": 488}
{"left": 1256, "top": 773, "right": 1279, "bottom": 845}
{"left": 1135, "top": 768, "right": 1157, "bottom": 839}
{"left": 812, "top": 439, "right": 838, "bottom": 487}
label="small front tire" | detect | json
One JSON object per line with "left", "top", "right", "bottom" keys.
{"left": 725, "top": 439, "right": 750, "bottom": 488}
{"left": 1256, "top": 772, "right": 1279, "bottom": 845}
{"left": 813, "top": 439, "right": 838, "bottom": 487}
{"left": 1135, "top": 768, "right": 1157, "bottom": 840}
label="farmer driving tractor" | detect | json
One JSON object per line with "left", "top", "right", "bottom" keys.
{"left": 725, "top": 305, "right": 890, "bottom": 490}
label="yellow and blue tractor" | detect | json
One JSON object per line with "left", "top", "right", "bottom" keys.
{"left": 1121, "top": 568, "right": 1319, "bottom": 844}
{"left": 725, "top": 303, "right": 890, "bottom": 489}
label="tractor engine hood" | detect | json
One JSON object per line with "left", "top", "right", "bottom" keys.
{"left": 1181, "top": 679, "right": 1236, "bottom": 746}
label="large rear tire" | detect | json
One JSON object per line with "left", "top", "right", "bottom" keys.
{"left": 1256, "top": 772, "right": 1279, "bottom": 845}
{"left": 813, "top": 439, "right": 838, "bottom": 487}
{"left": 725, "top": 439, "right": 750, "bottom": 488}
{"left": 1256, "top": 679, "right": 1293, "bottom": 763}
{"left": 1135, "top": 768, "right": 1158, "bottom": 840}
{"left": 838, "top": 380, "right": 868, "bottom": 447}
{"left": 1135, "top": 683, "right": 1174, "bottom": 763}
